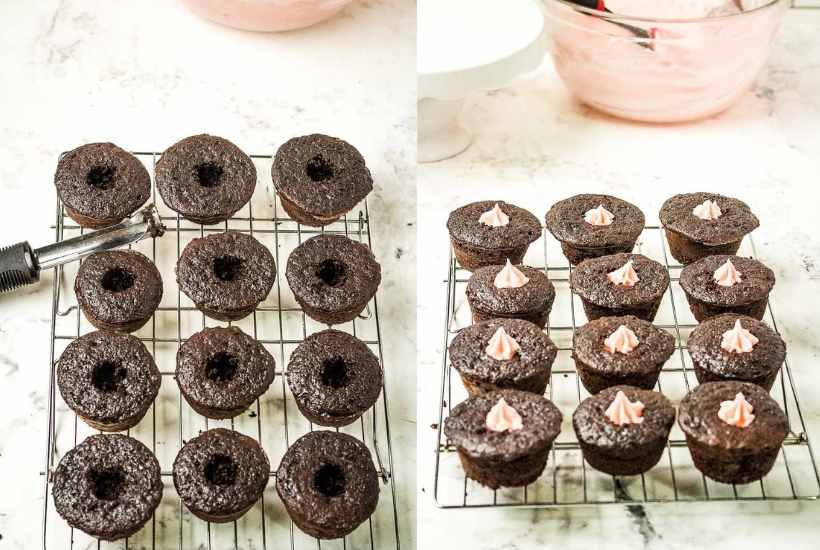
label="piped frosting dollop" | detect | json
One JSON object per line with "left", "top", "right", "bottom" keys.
{"left": 720, "top": 319, "right": 759, "bottom": 353}
{"left": 717, "top": 392, "right": 755, "bottom": 428}
{"left": 479, "top": 203, "right": 510, "bottom": 227}
{"left": 713, "top": 258, "right": 742, "bottom": 287}
{"left": 584, "top": 205, "right": 614, "bottom": 226}
{"left": 494, "top": 259, "right": 530, "bottom": 289}
{"left": 692, "top": 199, "right": 722, "bottom": 221}
{"left": 607, "top": 259, "right": 640, "bottom": 287}
{"left": 485, "top": 398, "right": 524, "bottom": 432}
{"left": 485, "top": 327, "right": 521, "bottom": 361}
{"left": 604, "top": 325, "right": 640, "bottom": 354}
{"left": 605, "top": 390, "right": 645, "bottom": 426}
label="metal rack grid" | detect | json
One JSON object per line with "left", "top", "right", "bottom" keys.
{"left": 433, "top": 225, "right": 820, "bottom": 509}
{"left": 40, "top": 152, "right": 400, "bottom": 549}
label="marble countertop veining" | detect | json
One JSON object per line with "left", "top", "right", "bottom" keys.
{"left": 0, "top": 0, "right": 416, "bottom": 548}
{"left": 418, "top": 10, "right": 820, "bottom": 550}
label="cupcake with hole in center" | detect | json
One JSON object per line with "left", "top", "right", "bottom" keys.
{"left": 465, "top": 261, "right": 555, "bottom": 328}
{"left": 573, "top": 385, "right": 676, "bottom": 476}
{"left": 444, "top": 389, "right": 562, "bottom": 489}
{"left": 687, "top": 314, "right": 785, "bottom": 390}
{"left": 679, "top": 254, "right": 774, "bottom": 322}
{"left": 545, "top": 194, "right": 645, "bottom": 265}
{"left": 570, "top": 253, "right": 669, "bottom": 322}
{"left": 447, "top": 200, "right": 541, "bottom": 271}
{"left": 449, "top": 318, "right": 557, "bottom": 397}
{"left": 572, "top": 315, "right": 674, "bottom": 394}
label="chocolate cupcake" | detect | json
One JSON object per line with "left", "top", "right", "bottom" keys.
{"left": 75, "top": 249, "right": 163, "bottom": 333}
{"left": 276, "top": 431, "right": 379, "bottom": 539}
{"left": 272, "top": 134, "right": 372, "bottom": 227}
{"left": 173, "top": 428, "right": 270, "bottom": 523}
{"left": 572, "top": 315, "right": 674, "bottom": 394}
{"left": 679, "top": 255, "right": 775, "bottom": 322}
{"left": 573, "top": 385, "right": 675, "bottom": 476}
{"left": 465, "top": 261, "right": 555, "bottom": 328}
{"left": 286, "top": 234, "right": 381, "bottom": 325}
{"left": 176, "top": 327, "right": 276, "bottom": 419}
{"left": 545, "top": 194, "right": 645, "bottom": 265}
{"left": 287, "top": 329, "right": 382, "bottom": 427}
{"left": 449, "top": 318, "right": 557, "bottom": 397}
{"left": 57, "top": 331, "right": 161, "bottom": 431}
{"left": 52, "top": 434, "right": 162, "bottom": 540}
{"left": 176, "top": 231, "right": 276, "bottom": 321}
{"left": 678, "top": 381, "right": 788, "bottom": 484}
{"left": 55, "top": 143, "right": 151, "bottom": 229}
{"left": 156, "top": 134, "right": 256, "bottom": 225}
{"left": 570, "top": 253, "right": 669, "bottom": 322}
{"left": 446, "top": 200, "right": 541, "bottom": 271}
{"left": 660, "top": 193, "right": 759, "bottom": 265}
{"left": 444, "top": 389, "right": 562, "bottom": 489}
{"left": 688, "top": 314, "right": 786, "bottom": 391}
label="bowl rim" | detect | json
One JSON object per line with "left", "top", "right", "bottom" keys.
{"left": 545, "top": 0, "right": 788, "bottom": 24}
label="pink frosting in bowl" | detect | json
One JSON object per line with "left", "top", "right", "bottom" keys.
{"left": 180, "top": 0, "right": 354, "bottom": 32}
{"left": 544, "top": 0, "right": 788, "bottom": 123}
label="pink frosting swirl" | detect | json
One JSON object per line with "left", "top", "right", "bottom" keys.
{"left": 604, "top": 325, "right": 640, "bottom": 354}
{"left": 485, "top": 327, "right": 521, "bottom": 361}
{"left": 720, "top": 319, "right": 759, "bottom": 353}
{"left": 584, "top": 204, "right": 614, "bottom": 226}
{"left": 713, "top": 258, "right": 742, "bottom": 287}
{"left": 478, "top": 203, "right": 510, "bottom": 228}
{"left": 485, "top": 398, "right": 524, "bottom": 432}
{"left": 692, "top": 199, "right": 723, "bottom": 221}
{"left": 718, "top": 392, "right": 755, "bottom": 428}
{"left": 607, "top": 259, "right": 640, "bottom": 287}
{"left": 494, "top": 260, "right": 530, "bottom": 289}
{"left": 605, "top": 390, "right": 645, "bottom": 426}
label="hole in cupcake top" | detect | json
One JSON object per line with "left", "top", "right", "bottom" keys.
{"left": 204, "top": 454, "right": 238, "bottom": 486}
{"left": 213, "top": 255, "right": 243, "bottom": 282}
{"left": 101, "top": 267, "right": 135, "bottom": 292}
{"left": 86, "top": 165, "right": 118, "bottom": 190}
{"left": 92, "top": 361, "right": 126, "bottom": 393}
{"left": 321, "top": 356, "right": 350, "bottom": 389}
{"left": 205, "top": 352, "right": 239, "bottom": 383}
{"left": 195, "top": 161, "right": 224, "bottom": 188}
{"left": 316, "top": 259, "right": 346, "bottom": 287}
{"left": 313, "top": 463, "right": 346, "bottom": 497}
{"left": 305, "top": 155, "right": 334, "bottom": 183}
{"left": 88, "top": 467, "right": 126, "bottom": 501}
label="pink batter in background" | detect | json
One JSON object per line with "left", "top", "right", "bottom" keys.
{"left": 545, "top": 0, "right": 788, "bottom": 122}
{"left": 181, "top": 0, "right": 353, "bottom": 32}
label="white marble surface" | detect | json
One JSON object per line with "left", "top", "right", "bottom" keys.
{"left": 0, "top": 0, "right": 416, "bottom": 548}
{"left": 418, "top": 9, "right": 820, "bottom": 549}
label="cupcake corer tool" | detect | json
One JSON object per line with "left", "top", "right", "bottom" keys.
{"left": 0, "top": 204, "right": 165, "bottom": 293}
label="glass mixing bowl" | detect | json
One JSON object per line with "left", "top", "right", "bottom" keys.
{"left": 543, "top": 0, "right": 788, "bottom": 122}
{"left": 180, "top": 0, "right": 354, "bottom": 32}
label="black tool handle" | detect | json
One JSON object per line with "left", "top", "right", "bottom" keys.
{"left": 0, "top": 242, "right": 39, "bottom": 293}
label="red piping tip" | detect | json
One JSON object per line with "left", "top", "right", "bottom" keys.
{"left": 596, "top": 0, "right": 606, "bottom": 10}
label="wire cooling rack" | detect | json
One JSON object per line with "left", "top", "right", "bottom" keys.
{"left": 40, "top": 152, "right": 400, "bottom": 549}
{"left": 433, "top": 225, "right": 820, "bottom": 509}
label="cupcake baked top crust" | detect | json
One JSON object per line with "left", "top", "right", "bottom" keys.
{"left": 545, "top": 193, "right": 645, "bottom": 249}
{"left": 660, "top": 192, "right": 759, "bottom": 246}
{"left": 570, "top": 253, "right": 669, "bottom": 308}
{"left": 679, "top": 255, "right": 774, "bottom": 307}
{"left": 447, "top": 200, "right": 541, "bottom": 250}
{"left": 573, "top": 315, "right": 675, "bottom": 376}
{"left": 466, "top": 265, "right": 555, "bottom": 315}
{"left": 449, "top": 318, "right": 557, "bottom": 385}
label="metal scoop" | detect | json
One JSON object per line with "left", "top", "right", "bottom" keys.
{"left": 0, "top": 204, "right": 165, "bottom": 293}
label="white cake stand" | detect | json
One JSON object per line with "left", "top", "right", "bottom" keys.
{"left": 417, "top": 0, "right": 547, "bottom": 163}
